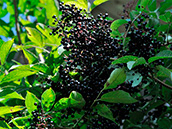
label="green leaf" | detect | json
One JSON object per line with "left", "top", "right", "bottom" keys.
{"left": 157, "top": 65, "right": 172, "bottom": 81}
{"left": 0, "top": 106, "right": 25, "bottom": 116}
{"left": 69, "top": 91, "right": 86, "bottom": 109}
{"left": 46, "top": 0, "right": 59, "bottom": 26}
{"left": 41, "top": 88, "right": 56, "bottom": 111}
{"left": 100, "top": 90, "right": 137, "bottom": 103}
{"left": 25, "top": 91, "right": 39, "bottom": 115}
{"left": 58, "top": 98, "right": 70, "bottom": 109}
{"left": 159, "top": 11, "right": 171, "bottom": 22}
{"left": 158, "top": 0, "right": 172, "bottom": 15}
{"left": 104, "top": 68, "right": 126, "bottom": 90}
{"left": 110, "top": 19, "right": 128, "bottom": 31}
{"left": 22, "top": 49, "right": 38, "bottom": 64}
{"left": 0, "top": 39, "right": 14, "bottom": 65}
{"left": 0, "top": 121, "right": 11, "bottom": 129}
{"left": 112, "top": 56, "right": 138, "bottom": 65}
{"left": 127, "top": 57, "right": 146, "bottom": 70}
{"left": 140, "top": 0, "right": 151, "bottom": 10}
{"left": 95, "top": 104, "right": 115, "bottom": 122}
{"left": 148, "top": 0, "right": 156, "bottom": 11}
{"left": 36, "top": 23, "right": 59, "bottom": 45}
{"left": 130, "top": 10, "right": 139, "bottom": 21}
{"left": 9, "top": 116, "right": 29, "bottom": 128}
{"left": 158, "top": 117, "right": 172, "bottom": 129}
{"left": 0, "top": 91, "right": 25, "bottom": 104}
{"left": 91, "top": 0, "right": 108, "bottom": 11}
{"left": 126, "top": 70, "right": 143, "bottom": 87}
{"left": 31, "top": 63, "right": 48, "bottom": 73}
{"left": 148, "top": 50, "right": 172, "bottom": 63}
{"left": 1, "top": 70, "right": 37, "bottom": 84}
{"left": 25, "top": 27, "right": 43, "bottom": 47}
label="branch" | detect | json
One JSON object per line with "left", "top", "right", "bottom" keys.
{"left": 13, "top": 0, "right": 21, "bottom": 44}
{"left": 148, "top": 74, "right": 172, "bottom": 90}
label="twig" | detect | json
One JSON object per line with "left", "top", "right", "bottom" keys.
{"left": 148, "top": 74, "right": 172, "bottom": 90}
{"left": 13, "top": 0, "right": 21, "bottom": 45}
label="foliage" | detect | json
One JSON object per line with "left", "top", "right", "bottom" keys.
{"left": 0, "top": 0, "right": 172, "bottom": 129}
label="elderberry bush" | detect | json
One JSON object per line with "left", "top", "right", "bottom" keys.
{"left": 1, "top": 0, "right": 172, "bottom": 129}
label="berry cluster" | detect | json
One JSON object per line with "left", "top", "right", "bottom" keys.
{"left": 27, "top": 102, "right": 54, "bottom": 129}
{"left": 125, "top": 13, "right": 162, "bottom": 60}
{"left": 50, "top": 2, "right": 123, "bottom": 105}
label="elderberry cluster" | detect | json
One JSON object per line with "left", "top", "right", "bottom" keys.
{"left": 125, "top": 13, "right": 163, "bottom": 60}
{"left": 49, "top": 2, "right": 123, "bottom": 106}
{"left": 27, "top": 102, "right": 54, "bottom": 129}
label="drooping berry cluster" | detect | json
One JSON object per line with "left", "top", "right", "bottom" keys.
{"left": 50, "top": 2, "right": 123, "bottom": 105}
{"left": 27, "top": 102, "right": 54, "bottom": 129}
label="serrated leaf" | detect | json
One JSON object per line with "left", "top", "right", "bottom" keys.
{"left": 95, "top": 104, "right": 115, "bottom": 122}
{"left": 0, "top": 106, "right": 25, "bottom": 116}
{"left": 100, "top": 90, "right": 137, "bottom": 104}
{"left": 104, "top": 68, "right": 126, "bottom": 90}
{"left": 25, "top": 27, "right": 43, "bottom": 47}
{"left": 69, "top": 91, "right": 86, "bottom": 109}
{"left": 148, "top": 50, "right": 172, "bottom": 63}
{"left": 0, "top": 39, "right": 14, "bottom": 65}
{"left": 22, "top": 49, "right": 38, "bottom": 64}
{"left": 1, "top": 70, "right": 36, "bottom": 84}
{"left": 41, "top": 88, "right": 56, "bottom": 111}
{"left": 110, "top": 19, "right": 128, "bottom": 31}
{"left": 112, "top": 56, "right": 138, "bottom": 65}
{"left": 25, "top": 91, "right": 39, "bottom": 115}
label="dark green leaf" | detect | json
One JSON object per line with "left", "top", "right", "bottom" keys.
{"left": 104, "top": 68, "right": 126, "bottom": 90}
{"left": 157, "top": 65, "right": 172, "bottom": 81}
{"left": 1, "top": 70, "right": 37, "bottom": 84}
{"left": 95, "top": 104, "right": 115, "bottom": 122}
{"left": 158, "top": 117, "right": 172, "bottom": 129}
{"left": 41, "top": 88, "right": 56, "bottom": 111}
{"left": 112, "top": 56, "right": 138, "bottom": 65}
{"left": 159, "top": 11, "right": 171, "bottom": 22}
{"left": 0, "top": 39, "right": 14, "bottom": 65}
{"left": 148, "top": 50, "right": 172, "bottom": 63}
{"left": 0, "top": 121, "right": 11, "bottom": 129}
{"left": 25, "top": 91, "right": 39, "bottom": 115}
{"left": 69, "top": 91, "right": 86, "bottom": 109}
{"left": 158, "top": 0, "right": 172, "bottom": 15}
{"left": 0, "top": 106, "right": 25, "bottom": 116}
{"left": 100, "top": 90, "right": 137, "bottom": 103}
{"left": 110, "top": 19, "right": 128, "bottom": 31}
{"left": 148, "top": 0, "right": 156, "bottom": 11}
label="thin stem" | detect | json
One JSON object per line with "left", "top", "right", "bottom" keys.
{"left": 148, "top": 74, "right": 172, "bottom": 90}
{"left": 122, "top": 12, "right": 142, "bottom": 46}
{"left": 13, "top": 0, "right": 21, "bottom": 45}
